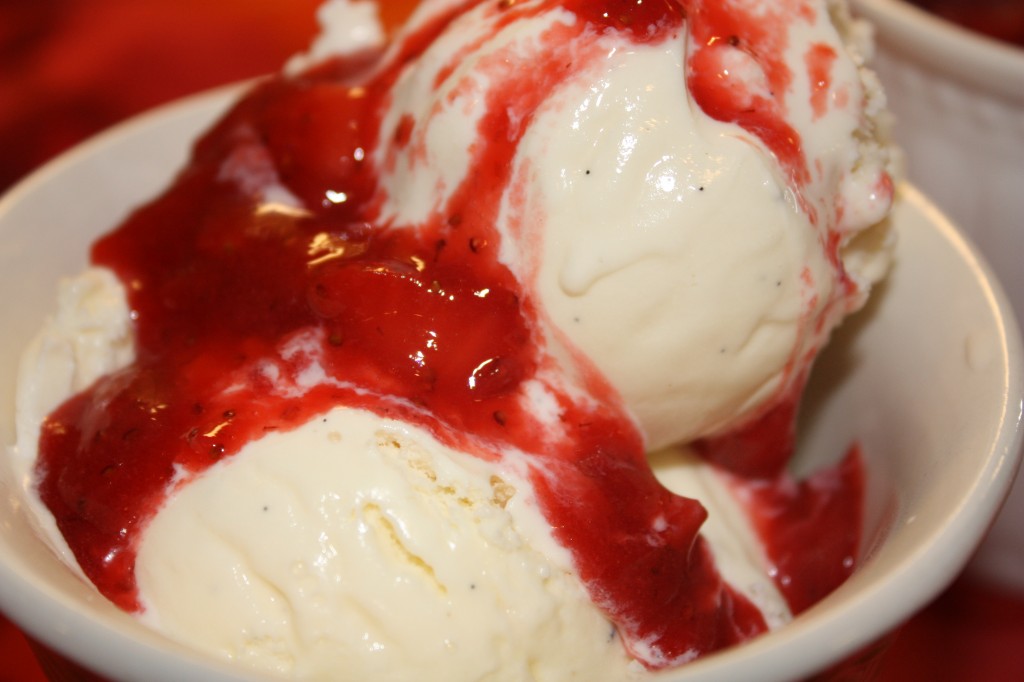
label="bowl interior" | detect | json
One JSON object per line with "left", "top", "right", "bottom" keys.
{"left": 0, "top": 90, "right": 1021, "bottom": 682}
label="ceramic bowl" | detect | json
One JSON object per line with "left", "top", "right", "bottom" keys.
{"left": 852, "top": 0, "right": 1024, "bottom": 592}
{"left": 0, "top": 87, "right": 1021, "bottom": 681}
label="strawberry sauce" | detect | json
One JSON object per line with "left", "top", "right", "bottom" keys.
{"left": 36, "top": 0, "right": 862, "bottom": 669}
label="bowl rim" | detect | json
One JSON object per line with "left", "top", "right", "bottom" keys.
{"left": 852, "top": 0, "right": 1024, "bottom": 102}
{"left": 0, "top": 87, "right": 1022, "bottom": 682}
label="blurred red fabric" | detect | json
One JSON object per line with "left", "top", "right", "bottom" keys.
{"left": 1, "top": 1, "right": 1023, "bottom": 680}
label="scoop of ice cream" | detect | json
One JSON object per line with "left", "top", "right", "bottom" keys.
{"left": 377, "top": 0, "right": 893, "bottom": 451}
{"left": 135, "top": 407, "right": 643, "bottom": 681}
{"left": 17, "top": 268, "right": 790, "bottom": 680}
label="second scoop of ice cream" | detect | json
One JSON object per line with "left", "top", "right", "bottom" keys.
{"left": 377, "top": 0, "right": 893, "bottom": 451}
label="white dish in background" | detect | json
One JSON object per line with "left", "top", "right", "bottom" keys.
{"left": 0, "top": 88, "right": 1021, "bottom": 681}
{"left": 852, "top": 0, "right": 1024, "bottom": 592}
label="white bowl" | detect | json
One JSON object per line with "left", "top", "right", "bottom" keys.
{"left": 0, "top": 89, "right": 1021, "bottom": 682}
{"left": 852, "top": 0, "right": 1024, "bottom": 592}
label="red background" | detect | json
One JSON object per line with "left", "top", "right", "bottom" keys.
{"left": 1, "top": 1, "right": 1022, "bottom": 680}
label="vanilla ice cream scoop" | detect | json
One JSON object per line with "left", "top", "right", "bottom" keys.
{"left": 135, "top": 407, "right": 644, "bottom": 681}
{"left": 377, "top": 0, "right": 894, "bottom": 451}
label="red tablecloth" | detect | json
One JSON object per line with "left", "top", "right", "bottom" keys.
{"left": 2, "top": 2, "right": 1023, "bottom": 680}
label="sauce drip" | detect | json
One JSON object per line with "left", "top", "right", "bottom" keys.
{"left": 37, "top": 0, "right": 862, "bottom": 668}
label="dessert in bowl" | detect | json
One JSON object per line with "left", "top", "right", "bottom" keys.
{"left": 1, "top": 1, "right": 1022, "bottom": 680}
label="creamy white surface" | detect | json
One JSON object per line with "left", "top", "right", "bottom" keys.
{"left": 376, "top": 0, "right": 893, "bottom": 449}
{"left": 135, "top": 407, "right": 644, "bottom": 681}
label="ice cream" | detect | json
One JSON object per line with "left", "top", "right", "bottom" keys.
{"left": 138, "top": 407, "right": 644, "bottom": 680}
{"left": 376, "top": 0, "right": 892, "bottom": 455}
{"left": 15, "top": 0, "right": 893, "bottom": 678}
